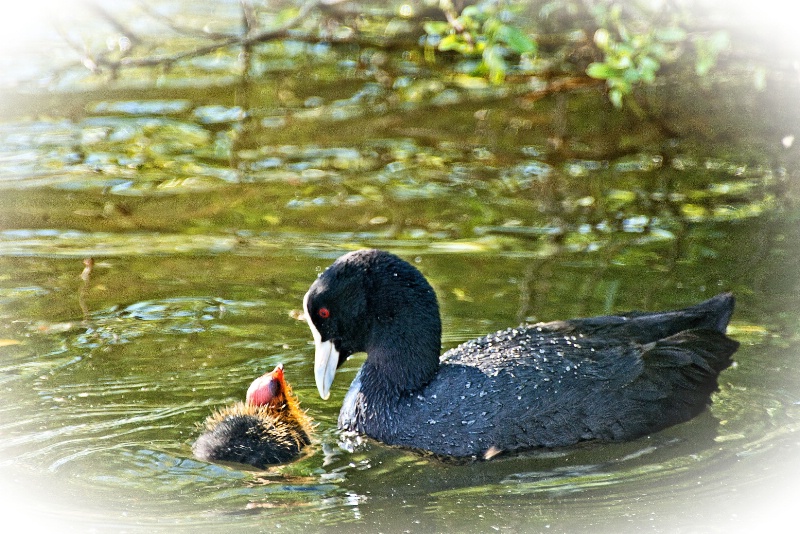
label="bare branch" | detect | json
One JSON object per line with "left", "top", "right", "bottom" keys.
{"left": 238, "top": 0, "right": 323, "bottom": 45}
{"left": 56, "top": 25, "right": 102, "bottom": 73}
{"left": 439, "top": 0, "right": 465, "bottom": 34}
{"left": 88, "top": 1, "right": 141, "bottom": 45}
{"left": 241, "top": 0, "right": 258, "bottom": 37}
{"left": 94, "top": 0, "right": 323, "bottom": 71}
{"left": 520, "top": 76, "right": 605, "bottom": 104}
{"left": 136, "top": 1, "right": 238, "bottom": 41}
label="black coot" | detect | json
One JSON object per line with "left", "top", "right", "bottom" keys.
{"left": 193, "top": 364, "right": 313, "bottom": 468}
{"left": 303, "top": 249, "right": 738, "bottom": 459}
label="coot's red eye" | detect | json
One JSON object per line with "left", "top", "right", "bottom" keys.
{"left": 318, "top": 307, "right": 330, "bottom": 319}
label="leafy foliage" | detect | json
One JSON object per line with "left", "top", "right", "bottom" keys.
{"left": 583, "top": 2, "right": 729, "bottom": 107}
{"left": 423, "top": 1, "right": 536, "bottom": 83}
{"left": 420, "top": 0, "right": 729, "bottom": 106}
{"left": 57, "top": 0, "right": 743, "bottom": 111}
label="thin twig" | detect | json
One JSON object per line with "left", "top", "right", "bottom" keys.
{"left": 137, "top": 1, "right": 238, "bottom": 40}
{"left": 239, "top": 0, "right": 256, "bottom": 75}
{"left": 88, "top": 2, "right": 141, "bottom": 45}
{"left": 97, "top": 0, "right": 322, "bottom": 70}
{"left": 520, "top": 75, "right": 605, "bottom": 104}
{"left": 241, "top": 0, "right": 258, "bottom": 37}
{"left": 56, "top": 25, "right": 102, "bottom": 72}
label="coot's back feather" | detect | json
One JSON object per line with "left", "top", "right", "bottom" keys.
{"left": 304, "top": 249, "right": 738, "bottom": 458}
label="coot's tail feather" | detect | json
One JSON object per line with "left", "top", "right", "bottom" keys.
{"left": 562, "top": 292, "right": 735, "bottom": 344}
{"left": 643, "top": 328, "right": 738, "bottom": 376}
{"left": 625, "top": 292, "right": 735, "bottom": 336}
{"left": 623, "top": 329, "right": 739, "bottom": 434}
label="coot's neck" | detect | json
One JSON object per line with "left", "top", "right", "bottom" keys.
{"left": 364, "top": 320, "right": 441, "bottom": 395}
{"left": 361, "top": 256, "right": 442, "bottom": 395}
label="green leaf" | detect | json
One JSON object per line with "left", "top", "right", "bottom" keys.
{"left": 694, "top": 31, "right": 729, "bottom": 76}
{"left": 438, "top": 34, "right": 460, "bottom": 51}
{"left": 586, "top": 62, "right": 615, "bottom": 79}
{"left": 639, "top": 56, "right": 660, "bottom": 73}
{"left": 638, "top": 55, "right": 660, "bottom": 82}
{"left": 608, "top": 78, "right": 631, "bottom": 94}
{"left": 439, "top": 34, "right": 474, "bottom": 54}
{"left": 497, "top": 25, "right": 536, "bottom": 54}
{"left": 483, "top": 18, "right": 503, "bottom": 37}
{"left": 649, "top": 42, "right": 668, "bottom": 60}
{"left": 607, "top": 54, "right": 633, "bottom": 70}
{"left": 622, "top": 68, "right": 641, "bottom": 83}
{"left": 609, "top": 89, "right": 624, "bottom": 108}
{"left": 482, "top": 45, "right": 507, "bottom": 84}
{"left": 462, "top": 5, "right": 481, "bottom": 19}
{"left": 594, "top": 28, "right": 611, "bottom": 49}
{"left": 423, "top": 21, "right": 450, "bottom": 36}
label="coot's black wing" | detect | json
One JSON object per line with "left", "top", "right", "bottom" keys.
{"left": 432, "top": 295, "right": 738, "bottom": 454}
{"left": 618, "top": 329, "right": 737, "bottom": 430}
{"left": 542, "top": 292, "right": 735, "bottom": 344}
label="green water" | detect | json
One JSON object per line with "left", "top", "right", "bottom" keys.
{"left": 0, "top": 2, "right": 799, "bottom": 532}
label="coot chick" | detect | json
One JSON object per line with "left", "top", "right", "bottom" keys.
{"left": 303, "top": 249, "right": 739, "bottom": 459}
{"left": 193, "top": 364, "right": 313, "bottom": 468}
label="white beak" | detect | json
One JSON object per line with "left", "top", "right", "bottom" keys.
{"left": 313, "top": 339, "right": 339, "bottom": 400}
{"left": 304, "top": 289, "right": 339, "bottom": 400}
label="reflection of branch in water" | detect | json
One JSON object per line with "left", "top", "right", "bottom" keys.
{"left": 516, "top": 261, "right": 542, "bottom": 323}
{"left": 79, "top": 257, "right": 94, "bottom": 322}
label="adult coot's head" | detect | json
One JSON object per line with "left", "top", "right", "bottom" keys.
{"left": 303, "top": 249, "right": 442, "bottom": 399}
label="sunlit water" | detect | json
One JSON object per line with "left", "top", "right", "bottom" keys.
{"left": 1, "top": 1, "right": 799, "bottom": 532}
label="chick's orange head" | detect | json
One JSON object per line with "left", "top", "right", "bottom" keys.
{"left": 246, "top": 364, "right": 286, "bottom": 408}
